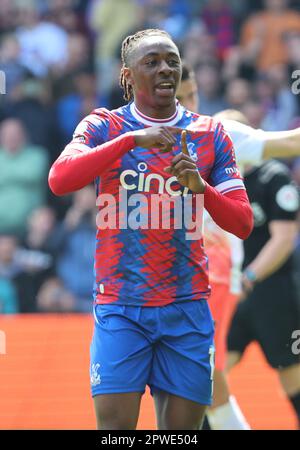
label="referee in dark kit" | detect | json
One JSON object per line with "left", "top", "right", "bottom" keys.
{"left": 227, "top": 158, "right": 300, "bottom": 428}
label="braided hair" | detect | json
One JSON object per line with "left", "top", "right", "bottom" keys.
{"left": 119, "top": 29, "right": 172, "bottom": 102}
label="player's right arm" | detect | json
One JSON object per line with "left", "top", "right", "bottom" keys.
{"left": 220, "top": 119, "right": 300, "bottom": 165}
{"left": 48, "top": 110, "right": 182, "bottom": 196}
{"left": 262, "top": 128, "right": 300, "bottom": 160}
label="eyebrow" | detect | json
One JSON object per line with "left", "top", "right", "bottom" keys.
{"left": 142, "top": 51, "right": 180, "bottom": 58}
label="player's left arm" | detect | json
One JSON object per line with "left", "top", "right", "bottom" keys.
{"left": 165, "top": 126, "right": 253, "bottom": 240}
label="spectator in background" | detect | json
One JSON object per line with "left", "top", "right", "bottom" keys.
{"left": 201, "top": 0, "right": 235, "bottom": 60}
{"left": 0, "top": 34, "right": 29, "bottom": 97}
{"left": 260, "top": 64, "right": 298, "bottom": 130}
{"left": 37, "top": 277, "right": 75, "bottom": 313}
{"left": 3, "top": 76, "right": 60, "bottom": 158}
{"left": 225, "top": 78, "right": 252, "bottom": 110}
{"left": 0, "top": 235, "right": 19, "bottom": 314}
{"left": 16, "top": 0, "right": 69, "bottom": 77}
{"left": 222, "top": 45, "right": 257, "bottom": 83}
{"left": 196, "top": 63, "right": 227, "bottom": 115}
{"left": 0, "top": 0, "right": 18, "bottom": 36}
{"left": 107, "top": 62, "right": 127, "bottom": 110}
{"left": 51, "top": 186, "right": 96, "bottom": 313}
{"left": 284, "top": 30, "right": 300, "bottom": 75}
{"left": 0, "top": 118, "right": 49, "bottom": 237}
{"left": 141, "top": 0, "right": 189, "bottom": 41}
{"left": 23, "top": 206, "right": 57, "bottom": 259}
{"left": 241, "top": 98, "right": 266, "bottom": 128}
{"left": 0, "top": 277, "right": 18, "bottom": 314}
{"left": 44, "top": 0, "right": 86, "bottom": 35}
{"left": 240, "top": 0, "right": 300, "bottom": 72}
{"left": 51, "top": 32, "right": 92, "bottom": 100}
{"left": 57, "top": 70, "right": 100, "bottom": 145}
{"left": 88, "top": 0, "right": 142, "bottom": 96}
{"left": 0, "top": 231, "right": 54, "bottom": 313}
{"left": 19, "top": 206, "right": 66, "bottom": 312}
{"left": 183, "top": 24, "right": 218, "bottom": 68}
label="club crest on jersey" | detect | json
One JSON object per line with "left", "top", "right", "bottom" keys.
{"left": 187, "top": 142, "right": 198, "bottom": 161}
{"left": 91, "top": 363, "right": 101, "bottom": 387}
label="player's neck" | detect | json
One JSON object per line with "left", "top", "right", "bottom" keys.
{"left": 133, "top": 100, "right": 177, "bottom": 120}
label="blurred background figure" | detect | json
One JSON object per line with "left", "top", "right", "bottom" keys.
{"left": 3, "top": 77, "right": 59, "bottom": 158}
{"left": 225, "top": 78, "right": 252, "bottom": 110}
{"left": 0, "top": 231, "right": 53, "bottom": 313}
{"left": 88, "top": 0, "right": 142, "bottom": 99}
{"left": 0, "top": 118, "right": 48, "bottom": 237}
{"left": 49, "top": 185, "right": 96, "bottom": 313}
{"left": 0, "top": 34, "right": 28, "bottom": 98}
{"left": 201, "top": 0, "right": 235, "bottom": 60}
{"left": 0, "top": 235, "right": 19, "bottom": 314}
{"left": 23, "top": 206, "right": 57, "bottom": 259}
{"left": 56, "top": 70, "right": 100, "bottom": 146}
{"left": 15, "top": 0, "right": 69, "bottom": 78}
{"left": 195, "top": 63, "right": 226, "bottom": 115}
{"left": 240, "top": 0, "right": 300, "bottom": 72}
{"left": 257, "top": 65, "right": 298, "bottom": 131}
{"left": 37, "top": 277, "right": 75, "bottom": 313}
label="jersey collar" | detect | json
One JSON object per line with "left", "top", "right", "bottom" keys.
{"left": 130, "top": 101, "right": 184, "bottom": 127}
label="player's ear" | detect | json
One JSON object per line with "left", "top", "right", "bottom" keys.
{"left": 123, "top": 67, "right": 134, "bottom": 88}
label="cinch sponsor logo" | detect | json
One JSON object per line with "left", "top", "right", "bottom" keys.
{"left": 120, "top": 162, "right": 189, "bottom": 197}
{"left": 225, "top": 167, "right": 239, "bottom": 175}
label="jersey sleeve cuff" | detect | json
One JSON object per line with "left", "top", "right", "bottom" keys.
{"left": 212, "top": 179, "right": 246, "bottom": 195}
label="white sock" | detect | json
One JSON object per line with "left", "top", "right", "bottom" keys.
{"left": 207, "top": 396, "right": 251, "bottom": 430}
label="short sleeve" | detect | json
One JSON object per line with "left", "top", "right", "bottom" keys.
{"left": 208, "top": 121, "right": 245, "bottom": 194}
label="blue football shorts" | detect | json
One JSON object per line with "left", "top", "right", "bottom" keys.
{"left": 90, "top": 300, "right": 215, "bottom": 405}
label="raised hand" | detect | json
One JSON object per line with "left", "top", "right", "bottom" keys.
{"left": 133, "top": 126, "right": 182, "bottom": 152}
{"left": 164, "top": 130, "right": 206, "bottom": 194}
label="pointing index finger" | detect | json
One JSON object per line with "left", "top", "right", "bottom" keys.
{"left": 181, "top": 130, "right": 189, "bottom": 156}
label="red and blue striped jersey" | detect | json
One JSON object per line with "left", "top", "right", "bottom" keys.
{"left": 70, "top": 102, "right": 245, "bottom": 306}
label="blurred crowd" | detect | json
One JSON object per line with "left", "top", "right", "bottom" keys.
{"left": 1, "top": 0, "right": 300, "bottom": 313}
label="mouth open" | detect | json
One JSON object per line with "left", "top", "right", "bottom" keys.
{"left": 155, "top": 82, "right": 175, "bottom": 97}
